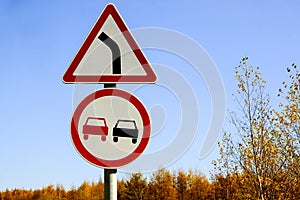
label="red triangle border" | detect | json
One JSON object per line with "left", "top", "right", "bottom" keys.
{"left": 62, "top": 4, "right": 157, "bottom": 83}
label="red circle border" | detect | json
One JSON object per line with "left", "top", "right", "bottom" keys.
{"left": 71, "top": 88, "right": 151, "bottom": 168}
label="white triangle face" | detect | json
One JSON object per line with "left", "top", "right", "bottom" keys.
{"left": 73, "top": 15, "right": 146, "bottom": 76}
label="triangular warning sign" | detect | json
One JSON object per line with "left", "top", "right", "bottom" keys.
{"left": 63, "top": 3, "right": 157, "bottom": 83}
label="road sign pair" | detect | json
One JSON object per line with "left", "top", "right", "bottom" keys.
{"left": 63, "top": 4, "right": 155, "bottom": 168}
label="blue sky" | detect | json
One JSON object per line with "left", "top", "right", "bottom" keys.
{"left": 1, "top": 0, "right": 300, "bottom": 190}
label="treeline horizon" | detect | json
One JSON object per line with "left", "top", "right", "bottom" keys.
{"left": 0, "top": 169, "right": 227, "bottom": 200}
{"left": 1, "top": 167, "right": 299, "bottom": 200}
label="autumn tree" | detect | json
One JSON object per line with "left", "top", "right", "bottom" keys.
{"left": 216, "top": 57, "right": 288, "bottom": 199}
{"left": 147, "top": 168, "right": 177, "bottom": 200}
{"left": 276, "top": 64, "right": 300, "bottom": 199}
{"left": 172, "top": 169, "right": 212, "bottom": 200}
{"left": 89, "top": 180, "right": 104, "bottom": 200}
{"left": 120, "top": 172, "right": 148, "bottom": 200}
{"left": 187, "top": 170, "right": 212, "bottom": 200}
{"left": 77, "top": 181, "right": 92, "bottom": 199}
{"left": 55, "top": 184, "right": 67, "bottom": 199}
{"left": 117, "top": 179, "right": 126, "bottom": 200}
{"left": 173, "top": 170, "right": 188, "bottom": 200}
{"left": 211, "top": 173, "right": 240, "bottom": 200}
{"left": 67, "top": 185, "right": 79, "bottom": 200}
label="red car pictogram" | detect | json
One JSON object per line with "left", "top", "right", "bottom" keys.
{"left": 82, "top": 117, "right": 108, "bottom": 141}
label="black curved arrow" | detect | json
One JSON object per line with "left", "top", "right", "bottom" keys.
{"left": 98, "top": 32, "right": 121, "bottom": 75}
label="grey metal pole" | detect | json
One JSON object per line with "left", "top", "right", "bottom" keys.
{"left": 101, "top": 31, "right": 120, "bottom": 200}
{"left": 104, "top": 84, "right": 117, "bottom": 200}
{"left": 104, "top": 168, "right": 117, "bottom": 200}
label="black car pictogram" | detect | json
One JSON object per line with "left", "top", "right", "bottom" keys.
{"left": 113, "top": 119, "right": 138, "bottom": 144}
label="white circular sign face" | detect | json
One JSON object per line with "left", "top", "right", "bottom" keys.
{"left": 71, "top": 88, "right": 151, "bottom": 168}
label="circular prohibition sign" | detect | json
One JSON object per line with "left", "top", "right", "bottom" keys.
{"left": 71, "top": 88, "right": 151, "bottom": 168}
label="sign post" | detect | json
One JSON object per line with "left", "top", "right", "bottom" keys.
{"left": 104, "top": 168, "right": 117, "bottom": 200}
{"left": 104, "top": 80, "right": 117, "bottom": 200}
{"left": 62, "top": 4, "right": 157, "bottom": 199}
